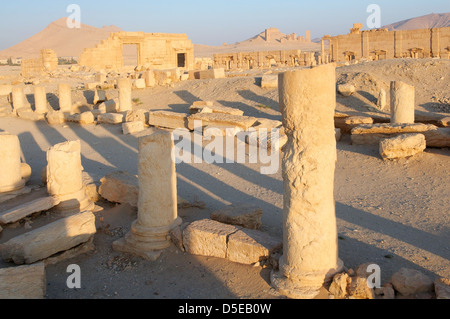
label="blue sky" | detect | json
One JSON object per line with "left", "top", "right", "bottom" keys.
{"left": 0, "top": 0, "right": 449, "bottom": 49}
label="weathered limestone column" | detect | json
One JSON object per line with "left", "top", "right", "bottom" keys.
{"left": 58, "top": 84, "right": 72, "bottom": 114}
{"left": 11, "top": 86, "right": 26, "bottom": 110}
{"left": 390, "top": 81, "right": 415, "bottom": 124}
{"left": 113, "top": 131, "right": 182, "bottom": 261}
{"left": 46, "top": 140, "right": 94, "bottom": 215}
{"left": 271, "top": 64, "right": 344, "bottom": 299}
{"left": 34, "top": 86, "right": 48, "bottom": 114}
{"left": 0, "top": 133, "right": 25, "bottom": 193}
{"left": 117, "top": 78, "right": 132, "bottom": 112}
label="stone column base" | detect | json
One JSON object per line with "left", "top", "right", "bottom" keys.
{"left": 54, "top": 188, "right": 95, "bottom": 216}
{"left": 270, "top": 257, "right": 344, "bottom": 299}
{"left": 0, "top": 179, "right": 26, "bottom": 194}
{"left": 112, "top": 217, "right": 182, "bottom": 261}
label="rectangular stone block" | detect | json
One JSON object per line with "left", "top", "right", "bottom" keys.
{"left": 194, "top": 68, "right": 226, "bottom": 79}
{"left": 93, "top": 89, "right": 107, "bottom": 105}
{"left": 379, "top": 133, "right": 426, "bottom": 160}
{"left": 188, "top": 113, "right": 258, "bottom": 131}
{"left": 261, "top": 74, "right": 279, "bottom": 89}
{"left": 97, "top": 113, "right": 124, "bottom": 124}
{"left": 0, "top": 263, "right": 46, "bottom": 299}
{"left": 97, "top": 99, "right": 118, "bottom": 113}
{"left": 123, "top": 121, "right": 145, "bottom": 135}
{"left": 148, "top": 111, "right": 189, "bottom": 130}
{"left": 134, "top": 78, "right": 146, "bottom": 89}
{"left": 0, "top": 196, "right": 60, "bottom": 225}
{"left": 0, "top": 211, "right": 96, "bottom": 265}
{"left": 227, "top": 229, "right": 282, "bottom": 265}
{"left": 351, "top": 123, "right": 450, "bottom": 148}
{"left": 182, "top": 219, "right": 238, "bottom": 259}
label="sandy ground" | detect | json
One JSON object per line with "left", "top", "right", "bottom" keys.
{"left": 0, "top": 58, "right": 449, "bottom": 299}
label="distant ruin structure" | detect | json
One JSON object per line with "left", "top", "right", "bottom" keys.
{"left": 214, "top": 50, "right": 317, "bottom": 70}
{"left": 264, "top": 28, "right": 312, "bottom": 43}
{"left": 78, "top": 32, "right": 194, "bottom": 71}
{"left": 21, "top": 49, "right": 58, "bottom": 77}
{"left": 322, "top": 24, "right": 450, "bottom": 63}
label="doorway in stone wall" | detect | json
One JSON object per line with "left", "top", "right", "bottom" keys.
{"left": 123, "top": 44, "right": 139, "bottom": 67}
{"left": 177, "top": 53, "right": 187, "bottom": 68}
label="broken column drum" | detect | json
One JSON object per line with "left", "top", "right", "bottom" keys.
{"left": 390, "top": 81, "right": 415, "bottom": 124}
{"left": 11, "top": 86, "right": 26, "bottom": 110}
{"left": 0, "top": 133, "right": 26, "bottom": 193}
{"left": 46, "top": 140, "right": 94, "bottom": 215}
{"left": 58, "top": 83, "right": 72, "bottom": 114}
{"left": 113, "top": 131, "right": 182, "bottom": 261}
{"left": 270, "top": 64, "right": 344, "bottom": 299}
{"left": 117, "top": 78, "right": 132, "bottom": 112}
{"left": 34, "top": 86, "right": 48, "bottom": 114}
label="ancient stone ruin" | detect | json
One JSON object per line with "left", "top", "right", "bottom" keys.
{"left": 78, "top": 32, "right": 194, "bottom": 71}
{"left": 322, "top": 24, "right": 450, "bottom": 63}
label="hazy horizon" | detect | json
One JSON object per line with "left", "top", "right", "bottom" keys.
{"left": 0, "top": 0, "right": 449, "bottom": 50}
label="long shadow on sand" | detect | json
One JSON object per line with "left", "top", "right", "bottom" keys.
{"left": 336, "top": 202, "right": 450, "bottom": 262}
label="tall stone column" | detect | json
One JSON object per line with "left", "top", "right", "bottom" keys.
{"left": 0, "top": 133, "right": 25, "bottom": 193}
{"left": 34, "top": 86, "right": 48, "bottom": 114}
{"left": 113, "top": 131, "right": 182, "bottom": 261}
{"left": 58, "top": 84, "right": 72, "bottom": 114}
{"left": 271, "top": 64, "right": 343, "bottom": 299}
{"left": 117, "top": 78, "right": 132, "bottom": 112}
{"left": 11, "top": 86, "right": 26, "bottom": 111}
{"left": 46, "top": 140, "right": 94, "bottom": 215}
{"left": 390, "top": 81, "right": 415, "bottom": 124}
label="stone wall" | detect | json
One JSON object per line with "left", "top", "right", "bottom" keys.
{"left": 322, "top": 24, "right": 450, "bottom": 63}
{"left": 213, "top": 50, "right": 317, "bottom": 70}
{"left": 21, "top": 49, "right": 58, "bottom": 77}
{"left": 78, "top": 32, "right": 194, "bottom": 71}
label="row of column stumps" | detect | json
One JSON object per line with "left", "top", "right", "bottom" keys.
{"left": 9, "top": 79, "right": 133, "bottom": 114}
{"left": 0, "top": 134, "right": 94, "bottom": 215}
{"left": 112, "top": 131, "right": 182, "bottom": 261}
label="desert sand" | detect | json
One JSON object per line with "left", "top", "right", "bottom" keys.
{"left": 0, "top": 56, "right": 448, "bottom": 299}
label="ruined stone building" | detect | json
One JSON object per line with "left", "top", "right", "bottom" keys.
{"left": 78, "top": 32, "right": 194, "bottom": 71}
{"left": 21, "top": 49, "right": 58, "bottom": 77}
{"left": 214, "top": 50, "right": 317, "bottom": 70}
{"left": 321, "top": 24, "right": 450, "bottom": 63}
